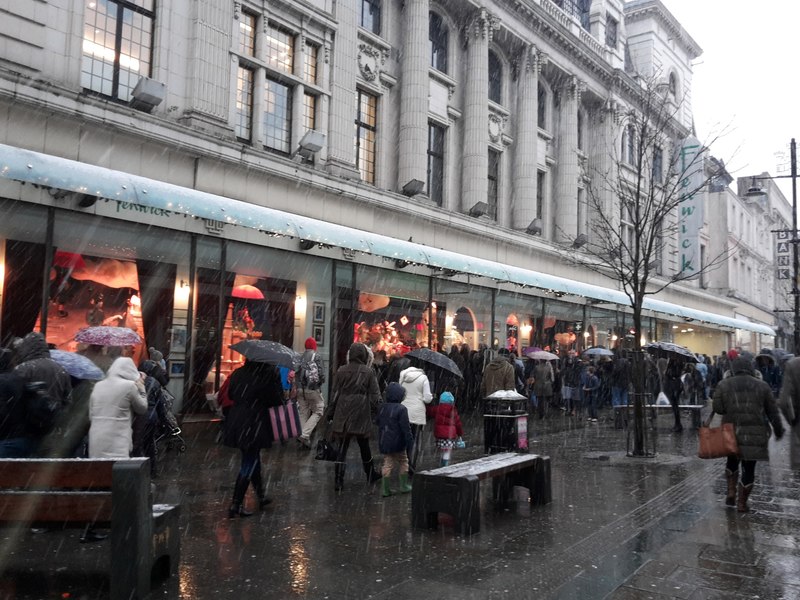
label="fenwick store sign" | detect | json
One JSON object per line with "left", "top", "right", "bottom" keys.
{"left": 677, "top": 136, "right": 705, "bottom": 279}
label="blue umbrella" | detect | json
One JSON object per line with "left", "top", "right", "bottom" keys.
{"left": 49, "top": 350, "right": 105, "bottom": 381}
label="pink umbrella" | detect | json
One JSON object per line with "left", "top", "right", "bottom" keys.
{"left": 232, "top": 284, "right": 265, "bottom": 300}
{"left": 53, "top": 251, "right": 86, "bottom": 270}
{"left": 75, "top": 326, "right": 142, "bottom": 346}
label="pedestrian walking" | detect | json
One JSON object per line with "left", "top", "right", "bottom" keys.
{"left": 295, "top": 337, "right": 326, "bottom": 449}
{"left": 427, "top": 391, "right": 464, "bottom": 466}
{"left": 778, "top": 356, "right": 800, "bottom": 468}
{"left": 326, "top": 342, "right": 382, "bottom": 491}
{"left": 398, "top": 361, "right": 432, "bottom": 473}
{"left": 376, "top": 382, "right": 414, "bottom": 496}
{"left": 0, "top": 348, "right": 28, "bottom": 458}
{"left": 611, "top": 351, "right": 631, "bottom": 428}
{"left": 712, "top": 356, "right": 784, "bottom": 513}
{"left": 132, "top": 359, "right": 170, "bottom": 478}
{"left": 480, "top": 350, "right": 516, "bottom": 398}
{"left": 583, "top": 366, "right": 600, "bottom": 423}
{"left": 223, "top": 359, "right": 284, "bottom": 517}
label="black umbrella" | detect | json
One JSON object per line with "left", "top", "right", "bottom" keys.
{"left": 229, "top": 340, "right": 299, "bottom": 369}
{"left": 645, "top": 341, "right": 698, "bottom": 363}
{"left": 405, "top": 348, "right": 463, "bottom": 379}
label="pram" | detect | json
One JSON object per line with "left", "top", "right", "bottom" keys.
{"left": 154, "top": 388, "right": 186, "bottom": 454}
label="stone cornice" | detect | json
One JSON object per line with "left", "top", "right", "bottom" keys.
{"left": 623, "top": 0, "right": 702, "bottom": 59}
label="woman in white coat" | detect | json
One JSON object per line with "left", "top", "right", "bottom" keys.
{"left": 88, "top": 356, "right": 147, "bottom": 458}
{"left": 398, "top": 364, "right": 432, "bottom": 473}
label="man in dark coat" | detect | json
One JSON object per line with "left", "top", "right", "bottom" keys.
{"left": 779, "top": 356, "right": 800, "bottom": 469}
{"left": 223, "top": 360, "right": 284, "bottom": 517}
{"left": 713, "top": 356, "right": 784, "bottom": 512}
{"left": 480, "top": 350, "right": 515, "bottom": 398}
{"left": 327, "top": 342, "right": 382, "bottom": 491}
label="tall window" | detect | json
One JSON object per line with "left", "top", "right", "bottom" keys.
{"left": 81, "top": 0, "right": 155, "bottom": 101}
{"left": 605, "top": 15, "right": 618, "bottom": 49}
{"left": 488, "top": 149, "right": 500, "bottom": 219}
{"left": 622, "top": 123, "right": 635, "bottom": 166}
{"left": 429, "top": 12, "right": 448, "bottom": 73}
{"left": 427, "top": 122, "right": 445, "bottom": 206}
{"left": 234, "top": 12, "right": 257, "bottom": 141}
{"left": 621, "top": 200, "right": 635, "bottom": 257}
{"left": 577, "top": 111, "right": 584, "bottom": 151}
{"left": 303, "top": 42, "right": 319, "bottom": 133}
{"left": 356, "top": 90, "right": 378, "bottom": 184}
{"left": 262, "top": 24, "right": 295, "bottom": 153}
{"left": 265, "top": 25, "right": 294, "bottom": 73}
{"left": 361, "top": 0, "right": 381, "bottom": 35}
{"left": 536, "top": 171, "right": 545, "bottom": 220}
{"left": 537, "top": 83, "right": 547, "bottom": 129}
{"left": 488, "top": 50, "right": 502, "bottom": 104}
{"left": 652, "top": 146, "right": 663, "bottom": 183}
{"left": 668, "top": 72, "right": 678, "bottom": 97}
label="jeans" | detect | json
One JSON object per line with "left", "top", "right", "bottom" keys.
{"left": 611, "top": 386, "right": 629, "bottom": 407}
{"left": 586, "top": 393, "right": 598, "bottom": 419}
{"left": 296, "top": 388, "right": 325, "bottom": 440}
{"left": 0, "top": 437, "right": 36, "bottom": 458}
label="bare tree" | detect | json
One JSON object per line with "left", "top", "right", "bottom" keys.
{"left": 572, "top": 76, "right": 733, "bottom": 455}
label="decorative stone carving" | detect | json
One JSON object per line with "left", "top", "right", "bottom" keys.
{"left": 488, "top": 113, "right": 507, "bottom": 144}
{"left": 234, "top": 1, "right": 241, "bottom": 20}
{"left": 358, "top": 44, "right": 387, "bottom": 82}
{"left": 466, "top": 8, "right": 500, "bottom": 44}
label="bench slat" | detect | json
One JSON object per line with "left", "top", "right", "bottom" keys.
{"left": 0, "top": 459, "right": 116, "bottom": 489}
{"left": 0, "top": 491, "right": 112, "bottom": 523}
{"left": 425, "top": 453, "right": 539, "bottom": 479}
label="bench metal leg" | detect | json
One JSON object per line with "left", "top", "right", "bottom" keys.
{"left": 411, "top": 474, "right": 481, "bottom": 535}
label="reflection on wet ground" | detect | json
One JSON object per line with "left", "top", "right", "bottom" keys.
{"left": 2, "top": 409, "right": 799, "bottom": 599}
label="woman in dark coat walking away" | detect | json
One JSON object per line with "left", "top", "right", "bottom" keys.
{"left": 712, "top": 356, "right": 784, "bottom": 513}
{"left": 326, "top": 342, "right": 382, "bottom": 491}
{"left": 223, "top": 359, "right": 284, "bottom": 517}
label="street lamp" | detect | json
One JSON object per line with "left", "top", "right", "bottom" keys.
{"left": 745, "top": 138, "right": 798, "bottom": 352}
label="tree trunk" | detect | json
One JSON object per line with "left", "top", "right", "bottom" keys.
{"left": 630, "top": 309, "right": 648, "bottom": 456}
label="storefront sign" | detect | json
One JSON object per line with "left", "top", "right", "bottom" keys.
{"left": 677, "top": 136, "right": 705, "bottom": 279}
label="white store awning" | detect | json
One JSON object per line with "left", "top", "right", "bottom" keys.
{"left": 0, "top": 143, "right": 775, "bottom": 336}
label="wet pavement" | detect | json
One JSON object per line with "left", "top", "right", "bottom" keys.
{"left": 2, "top": 406, "right": 799, "bottom": 599}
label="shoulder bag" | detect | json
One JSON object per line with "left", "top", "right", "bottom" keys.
{"left": 697, "top": 411, "right": 739, "bottom": 459}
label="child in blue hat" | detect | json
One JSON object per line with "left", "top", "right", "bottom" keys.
{"left": 427, "top": 391, "right": 464, "bottom": 466}
{"left": 376, "top": 382, "right": 414, "bottom": 496}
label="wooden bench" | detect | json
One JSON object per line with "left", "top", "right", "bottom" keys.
{"left": 0, "top": 458, "right": 180, "bottom": 600}
{"left": 411, "top": 452, "right": 551, "bottom": 536}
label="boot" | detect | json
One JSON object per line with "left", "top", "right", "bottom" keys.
{"left": 737, "top": 483, "right": 753, "bottom": 513}
{"left": 398, "top": 473, "right": 412, "bottom": 494}
{"left": 228, "top": 475, "right": 254, "bottom": 518}
{"left": 363, "top": 460, "right": 382, "bottom": 484}
{"left": 381, "top": 477, "right": 393, "bottom": 497}
{"left": 251, "top": 467, "right": 272, "bottom": 508}
{"left": 725, "top": 469, "right": 738, "bottom": 507}
{"left": 334, "top": 463, "right": 345, "bottom": 491}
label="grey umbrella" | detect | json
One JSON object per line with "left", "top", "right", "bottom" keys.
{"left": 645, "top": 341, "right": 698, "bottom": 363}
{"left": 582, "top": 347, "right": 614, "bottom": 357}
{"left": 229, "top": 340, "right": 299, "bottom": 369}
{"left": 49, "top": 350, "right": 105, "bottom": 381}
{"left": 405, "top": 348, "right": 463, "bottom": 379}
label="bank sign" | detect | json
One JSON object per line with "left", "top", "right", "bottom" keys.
{"left": 678, "top": 136, "right": 705, "bottom": 279}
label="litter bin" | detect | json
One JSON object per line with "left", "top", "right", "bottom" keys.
{"left": 483, "top": 390, "right": 529, "bottom": 454}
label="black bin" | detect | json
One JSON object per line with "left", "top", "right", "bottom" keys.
{"left": 483, "top": 396, "right": 529, "bottom": 454}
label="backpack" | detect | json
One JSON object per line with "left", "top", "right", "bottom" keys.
{"left": 299, "top": 352, "right": 321, "bottom": 389}
{"left": 23, "top": 381, "right": 61, "bottom": 435}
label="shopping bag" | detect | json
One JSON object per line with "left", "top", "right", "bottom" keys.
{"left": 268, "top": 401, "right": 301, "bottom": 442}
{"left": 697, "top": 418, "right": 739, "bottom": 459}
{"left": 314, "top": 437, "right": 338, "bottom": 462}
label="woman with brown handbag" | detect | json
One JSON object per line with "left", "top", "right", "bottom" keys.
{"left": 712, "top": 356, "right": 784, "bottom": 512}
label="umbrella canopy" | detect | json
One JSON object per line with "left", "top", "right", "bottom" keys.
{"left": 525, "top": 349, "right": 559, "bottom": 361}
{"left": 53, "top": 250, "right": 86, "bottom": 270}
{"left": 644, "top": 341, "right": 698, "bottom": 363}
{"left": 75, "top": 326, "right": 142, "bottom": 346}
{"left": 49, "top": 350, "right": 105, "bottom": 381}
{"left": 485, "top": 389, "right": 527, "bottom": 400}
{"left": 232, "top": 284, "right": 265, "bottom": 300}
{"left": 229, "top": 339, "right": 298, "bottom": 369}
{"left": 405, "top": 348, "right": 463, "bottom": 379}
{"left": 583, "top": 347, "right": 613, "bottom": 357}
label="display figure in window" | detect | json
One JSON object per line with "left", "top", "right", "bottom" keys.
{"left": 233, "top": 306, "right": 255, "bottom": 334}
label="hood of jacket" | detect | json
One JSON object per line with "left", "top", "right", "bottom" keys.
{"left": 385, "top": 382, "right": 406, "bottom": 403}
{"left": 399, "top": 366, "right": 425, "bottom": 383}
{"left": 486, "top": 358, "right": 511, "bottom": 372}
{"left": 347, "top": 343, "right": 372, "bottom": 367}
{"left": 731, "top": 356, "right": 755, "bottom": 377}
{"left": 107, "top": 357, "right": 141, "bottom": 381}
{"left": 14, "top": 332, "right": 50, "bottom": 364}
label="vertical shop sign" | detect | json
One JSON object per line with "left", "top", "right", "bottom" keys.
{"left": 678, "top": 136, "right": 705, "bottom": 279}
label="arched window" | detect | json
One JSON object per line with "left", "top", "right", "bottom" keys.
{"left": 488, "top": 50, "right": 502, "bottom": 104}
{"left": 537, "top": 82, "right": 547, "bottom": 129}
{"left": 668, "top": 72, "right": 678, "bottom": 97}
{"left": 429, "top": 12, "right": 448, "bottom": 73}
{"left": 622, "top": 123, "right": 635, "bottom": 165}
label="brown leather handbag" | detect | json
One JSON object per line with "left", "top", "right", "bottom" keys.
{"left": 697, "top": 411, "right": 739, "bottom": 459}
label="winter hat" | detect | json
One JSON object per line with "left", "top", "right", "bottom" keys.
{"left": 149, "top": 347, "right": 163, "bottom": 363}
{"left": 440, "top": 391, "right": 455, "bottom": 404}
{"left": 731, "top": 356, "right": 754, "bottom": 376}
{"left": 727, "top": 348, "right": 739, "bottom": 361}
{"left": 305, "top": 337, "right": 317, "bottom": 350}
{"left": 385, "top": 382, "right": 406, "bottom": 403}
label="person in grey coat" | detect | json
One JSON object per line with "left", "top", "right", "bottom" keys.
{"left": 326, "top": 342, "right": 382, "bottom": 491}
{"left": 778, "top": 356, "right": 800, "bottom": 469}
{"left": 712, "top": 356, "right": 784, "bottom": 512}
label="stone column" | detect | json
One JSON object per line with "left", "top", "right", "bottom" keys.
{"left": 461, "top": 9, "right": 499, "bottom": 215}
{"left": 554, "top": 75, "right": 581, "bottom": 243}
{"left": 397, "top": 0, "right": 430, "bottom": 194}
{"left": 589, "top": 98, "right": 619, "bottom": 233}
{"left": 512, "top": 45, "right": 541, "bottom": 230}
{"left": 326, "top": 0, "right": 361, "bottom": 179}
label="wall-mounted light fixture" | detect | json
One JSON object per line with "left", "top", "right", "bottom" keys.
{"left": 179, "top": 280, "right": 189, "bottom": 289}
{"left": 130, "top": 76, "right": 166, "bottom": 113}
{"left": 299, "top": 240, "right": 316, "bottom": 251}
{"left": 401, "top": 179, "right": 425, "bottom": 196}
{"left": 468, "top": 201, "right": 489, "bottom": 218}
{"left": 293, "top": 130, "right": 326, "bottom": 162}
{"left": 76, "top": 194, "right": 98, "bottom": 208}
{"left": 525, "top": 218, "right": 543, "bottom": 236}
{"left": 572, "top": 233, "right": 588, "bottom": 249}
{"left": 395, "top": 259, "right": 409, "bottom": 269}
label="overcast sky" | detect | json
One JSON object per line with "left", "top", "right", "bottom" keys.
{"left": 659, "top": 1, "right": 799, "bottom": 198}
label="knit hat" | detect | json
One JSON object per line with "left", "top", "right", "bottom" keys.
{"left": 727, "top": 348, "right": 739, "bottom": 361}
{"left": 149, "top": 347, "right": 163, "bottom": 363}
{"left": 385, "top": 382, "right": 406, "bottom": 404}
{"left": 305, "top": 337, "right": 317, "bottom": 350}
{"left": 440, "top": 391, "right": 454, "bottom": 404}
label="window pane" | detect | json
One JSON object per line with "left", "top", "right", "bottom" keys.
{"left": 488, "top": 51, "right": 502, "bottom": 104}
{"left": 429, "top": 12, "right": 448, "bottom": 73}
{"left": 266, "top": 25, "right": 294, "bottom": 74}
{"left": 304, "top": 43, "right": 318, "bottom": 84}
{"left": 236, "top": 66, "right": 254, "bottom": 141}
{"left": 361, "top": 0, "right": 381, "bottom": 35}
{"left": 264, "top": 78, "right": 293, "bottom": 153}
{"left": 427, "top": 123, "right": 445, "bottom": 206}
{"left": 537, "top": 84, "right": 546, "bottom": 129}
{"left": 488, "top": 149, "right": 500, "bottom": 219}
{"left": 355, "top": 91, "right": 377, "bottom": 184}
{"left": 303, "top": 93, "right": 316, "bottom": 132}
{"left": 238, "top": 13, "right": 256, "bottom": 57}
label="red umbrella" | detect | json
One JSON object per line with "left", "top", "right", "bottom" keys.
{"left": 232, "top": 284, "right": 264, "bottom": 300}
{"left": 53, "top": 251, "right": 86, "bottom": 270}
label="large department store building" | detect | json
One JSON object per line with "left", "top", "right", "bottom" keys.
{"left": 0, "top": 0, "right": 776, "bottom": 411}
